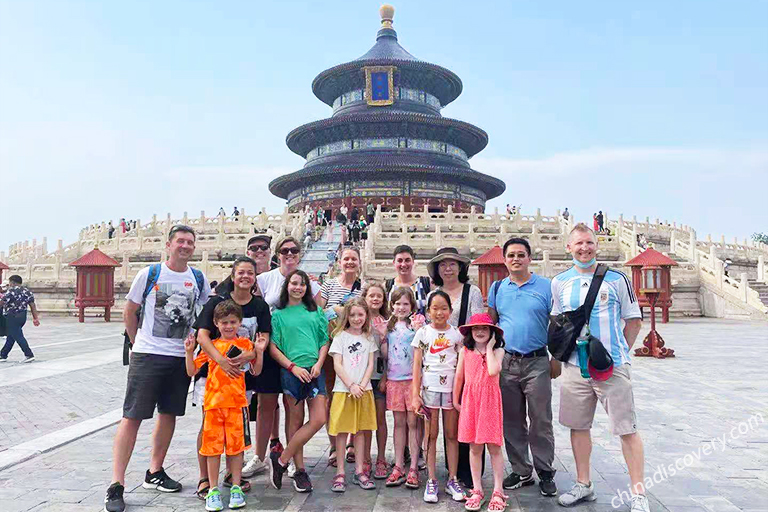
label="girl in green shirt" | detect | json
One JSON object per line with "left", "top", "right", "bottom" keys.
{"left": 268, "top": 270, "right": 329, "bottom": 493}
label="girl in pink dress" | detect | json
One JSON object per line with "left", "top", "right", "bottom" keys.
{"left": 454, "top": 313, "right": 507, "bottom": 511}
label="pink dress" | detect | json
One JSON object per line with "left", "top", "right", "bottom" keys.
{"left": 457, "top": 347, "right": 503, "bottom": 446}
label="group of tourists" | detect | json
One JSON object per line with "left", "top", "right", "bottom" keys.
{"left": 102, "top": 219, "right": 650, "bottom": 512}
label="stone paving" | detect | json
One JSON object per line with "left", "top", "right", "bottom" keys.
{"left": 0, "top": 317, "right": 766, "bottom": 511}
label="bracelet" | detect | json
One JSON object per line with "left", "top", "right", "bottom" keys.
{"left": 288, "top": 362, "right": 296, "bottom": 372}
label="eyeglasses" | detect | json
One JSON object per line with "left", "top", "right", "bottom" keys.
{"left": 248, "top": 245, "right": 270, "bottom": 252}
{"left": 279, "top": 247, "right": 300, "bottom": 255}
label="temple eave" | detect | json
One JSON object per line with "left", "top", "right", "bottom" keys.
{"left": 268, "top": 164, "right": 505, "bottom": 201}
{"left": 285, "top": 113, "right": 488, "bottom": 157}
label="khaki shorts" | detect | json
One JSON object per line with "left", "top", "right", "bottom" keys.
{"left": 559, "top": 363, "right": 637, "bottom": 436}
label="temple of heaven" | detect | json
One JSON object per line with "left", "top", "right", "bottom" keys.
{"left": 269, "top": 5, "right": 506, "bottom": 213}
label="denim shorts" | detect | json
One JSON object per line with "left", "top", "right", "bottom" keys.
{"left": 280, "top": 367, "right": 326, "bottom": 402}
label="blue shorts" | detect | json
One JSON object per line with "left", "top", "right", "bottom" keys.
{"left": 280, "top": 367, "right": 326, "bottom": 402}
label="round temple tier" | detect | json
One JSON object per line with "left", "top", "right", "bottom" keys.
{"left": 270, "top": 5, "right": 504, "bottom": 212}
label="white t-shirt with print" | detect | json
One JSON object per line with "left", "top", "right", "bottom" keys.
{"left": 328, "top": 331, "right": 378, "bottom": 393}
{"left": 411, "top": 324, "right": 462, "bottom": 393}
{"left": 126, "top": 263, "right": 211, "bottom": 357}
{"left": 257, "top": 267, "right": 321, "bottom": 311}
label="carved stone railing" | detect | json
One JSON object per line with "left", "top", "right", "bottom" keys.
{"left": 374, "top": 204, "right": 567, "bottom": 236}
{"left": 671, "top": 237, "right": 767, "bottom": 314}
{"left": 612, "top": 216, "right": 768, "bottom": 260}
{"left": 5, "top": 209, "right": 304, "bottom": 264}
{"left": 4, "top": 250, "right": 240, "bottom": 286}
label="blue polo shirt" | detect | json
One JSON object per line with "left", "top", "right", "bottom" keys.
{"left": 487, "top": 273, "right": 552, "bottom": 354}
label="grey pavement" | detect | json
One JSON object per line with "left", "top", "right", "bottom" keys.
{"left": 0, "top": 317, "right": 766, "bottom": 511}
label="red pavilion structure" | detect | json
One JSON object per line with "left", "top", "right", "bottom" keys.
{"left": 69, "top": 247, "right": 121, "bottom": 322}
{"left": 472, "top": 246, "right": 506, "bottom": 301}
{"left": 625, "top": 247, "right": 677, "bottom": 323}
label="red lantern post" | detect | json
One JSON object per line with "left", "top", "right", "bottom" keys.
{"left": 625, "top": 248, "right": 677, "bottom": 358}
{"left": 69, "top": 248, "right": 121, "bottom": 322}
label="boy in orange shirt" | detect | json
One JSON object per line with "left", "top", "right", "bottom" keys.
{"left": 185, "top": 300, "right": 266, "bottom": 511}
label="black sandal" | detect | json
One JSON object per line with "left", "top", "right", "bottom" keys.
{"left": 196, "top": 478, "right": 210, "bottom": 500}
{"left": 223, "top": 473, "right": 251, "bottom": 492}
{"left": 346, "top": 443, "right": 355, "bottom": 463}
{"left": 329, "top": 445, "right": 338, "bottom": 467}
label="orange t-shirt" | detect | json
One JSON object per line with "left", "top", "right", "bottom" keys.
{"left": 194, "top": 336, "right": 253, "bottom": 411}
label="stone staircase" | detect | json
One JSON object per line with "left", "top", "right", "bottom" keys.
{"left": 748, "top": 279, "right": 768, "bottom": 307}
{"left": 298, "top": 227, "right": 342, "bottom": 277}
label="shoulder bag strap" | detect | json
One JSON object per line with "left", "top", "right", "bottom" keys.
{"left": 582, "top": 264, "right": 609, "bottom": 320}
{"left": 458, "top": 283, "right": 471, "bottom": 326}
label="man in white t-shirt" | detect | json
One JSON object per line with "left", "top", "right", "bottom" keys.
{"left": 104, "top": 225, "right": 211, "bottom": 512}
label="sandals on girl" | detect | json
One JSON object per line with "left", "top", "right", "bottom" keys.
{"left": 385, "top": 465, "right": 406, "bottom": 487}
{"left": 488, "top": 490, "right": 509, "bottom": 511}
{"left": 354, "top": 472, "right": 376, "bottom": 490}
{"left": 196, "top": 478, "right": 210, "bottom": 500}
{"left": 464, "top": 489, "right": 484, "bottom": 511}
{"left": 331, "top": 474, "right": 346, "bottom": 493}
{"left": 405, "top": 468, "right": 420, "bottom": 489}
{"left": 373, "top": 458, "right": 389, "bottom": 479}
{"left": 345, "top": 443, "right": 355, "bottom": 463}
{"left": 328, "top": 446, "right": 338, "bottom": 467}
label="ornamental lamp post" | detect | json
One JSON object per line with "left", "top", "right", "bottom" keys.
{"left": 626, "top": 248, "right": 676, "bottom": 358}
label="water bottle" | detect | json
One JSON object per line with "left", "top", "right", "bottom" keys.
{"left": 576, "top": 337, "right": 590, "bottom": 378}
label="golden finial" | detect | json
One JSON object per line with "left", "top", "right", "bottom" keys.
{"left": 380, "top": 4, "right": 395, "bottom": 29}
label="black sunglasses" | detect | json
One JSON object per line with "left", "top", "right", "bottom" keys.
{"left": 279, "top": 247, "right": 300, "bottom": 255}
{"left": 248, "top": 245, "right": 270, "bottom": 252}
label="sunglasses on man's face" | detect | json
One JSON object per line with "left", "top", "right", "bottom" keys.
{"left": 248, "top": 245, "right": 270, "bottom": 252}
{"left": 279, "top": 247, "right": 300, "bottom": 255}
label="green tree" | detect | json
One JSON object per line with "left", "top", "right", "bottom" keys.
{"left": 752, "top": 232, "right": 768, "bottom": 244}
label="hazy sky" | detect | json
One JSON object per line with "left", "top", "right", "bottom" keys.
{"left": 1, "top": 0, "right": 766, "bottom": 254}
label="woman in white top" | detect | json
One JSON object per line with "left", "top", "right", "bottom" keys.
{"left": 257, "top": 236, "right": 321, "bottom": 311}
{"left": 427, "top": 248, "right": 484, "bottom": 328}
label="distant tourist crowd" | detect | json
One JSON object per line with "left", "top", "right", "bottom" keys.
{"left": 97, "top": 214, "right": 650, "bottom": 512}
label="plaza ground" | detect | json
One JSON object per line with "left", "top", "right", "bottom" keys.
{"left": 0, "top": 317, "right": 766, "bottom": 511}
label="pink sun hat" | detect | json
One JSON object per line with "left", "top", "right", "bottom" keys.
{"left": 458, "top": 312, "right": 504, "bottom": 337}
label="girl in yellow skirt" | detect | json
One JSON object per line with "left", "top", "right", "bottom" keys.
{"left": 328, "top": 297, "right": 379, "bottom": 492}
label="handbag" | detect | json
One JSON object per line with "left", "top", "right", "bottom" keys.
{"left": 547, "top": 264, "right": 608, "bottom": 362}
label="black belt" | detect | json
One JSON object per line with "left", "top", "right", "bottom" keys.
{"left": 506, "top": 347, "right": 548, "bottom": 358}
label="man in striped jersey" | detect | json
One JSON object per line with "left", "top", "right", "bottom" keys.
{"left": 552, "top": 224, "right": 648, "bottom": 511}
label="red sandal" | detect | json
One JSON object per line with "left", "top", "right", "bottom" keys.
{"left": 464, "top": 489, "right": 484, "bottom": 511}
{"left": 488, "top": 490, "right": 508, "bottom": 511}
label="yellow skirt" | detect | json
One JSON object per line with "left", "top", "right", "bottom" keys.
{"left": 328, "top": 390, "right": 377, "bottom": 436}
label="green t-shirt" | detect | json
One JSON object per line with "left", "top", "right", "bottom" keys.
{"left": 272, "top": 304, "right": 329, "bottom": 368}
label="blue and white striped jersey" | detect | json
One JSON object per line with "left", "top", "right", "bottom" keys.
{"left": 551, "top": 267, "right": 641, "bottom": 366}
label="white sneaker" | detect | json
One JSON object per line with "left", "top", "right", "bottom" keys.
{"left": 558, "top": 481, "right": 596, "bottom": 506}
{"left": 0, "top": 357, "right": 8, "bottom": 363}
{"left": 423, "top": 478, "right": 439, "bottom": 503}
{"left": 22, "top": 356, "right": 35, "bottom": 363}
{"left": 287, "top": 460, "right": 297, "bottom": 479}
{"left": 242, "top": 455, "right": 268, "bottom": 478}
{"left": 630, "top": 494, "right": 651, "bottom": 512}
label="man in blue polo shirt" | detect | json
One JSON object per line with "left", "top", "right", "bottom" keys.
{"left": 488, "top": 237, "right": 559, "bottom": 498}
